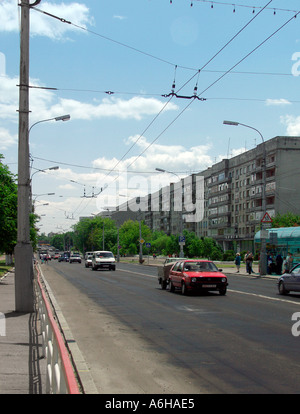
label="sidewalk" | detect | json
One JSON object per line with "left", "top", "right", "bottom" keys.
{"left": 139, "top": 257, "right": 279, "bottom": 278}
{"left": 0, "top": 269, "right": 46, "bottom": 394}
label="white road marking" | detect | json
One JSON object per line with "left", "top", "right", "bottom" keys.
{"left": 228, "top": 289, "right": 300, "bottom": 306}
{"left": 118, "top": 267, "right": 300, "bottom": 305}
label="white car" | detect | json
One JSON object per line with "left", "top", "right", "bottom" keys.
{"left": 92, "top": 251, "right": 116, "bottom": 271}
{"left": 84, "top": 252, "right": 93, "bottom": 268}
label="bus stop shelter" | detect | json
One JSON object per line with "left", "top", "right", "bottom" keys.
{"left": 254, "top": 226, "right": 300, "bottom": 262}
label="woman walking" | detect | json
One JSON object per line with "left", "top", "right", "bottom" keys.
{"left": 235, "top": 253, "right": 241, "bottom": 273}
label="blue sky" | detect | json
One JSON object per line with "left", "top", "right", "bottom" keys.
{"left": 1, "top": 0, "right": 300, "bottom": 234}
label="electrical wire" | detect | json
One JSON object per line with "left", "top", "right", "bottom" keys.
{"left": 30, "top": 1, "right": 297, "bottom": 221}
{"left": 188, "top": 0, "right": 298, "bottom": 14}
{"left": 125, "top": 6, "right": 300, "bottom": 174}
{"left": 31, "top": 0, "right": 275, "bottom": 219}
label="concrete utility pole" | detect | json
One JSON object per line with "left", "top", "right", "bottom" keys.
{"left": 15, "top": 0, "right": 41, "bottom": 312}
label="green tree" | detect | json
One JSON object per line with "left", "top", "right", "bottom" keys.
{"left": 0, "top": 155, "right": 18, "bottom": 256}
{"left": 50, "top": 233, "right": 65, "bottom": 251}
{"left": 119, "top": 219, "right": 152, "bottom": 255}
{"left": 271, "top": 212, "right": 300, "bottom": 228}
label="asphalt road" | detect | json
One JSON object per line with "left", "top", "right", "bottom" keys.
{"left": 41, "top": 260, "right": 300, "bottom": 394}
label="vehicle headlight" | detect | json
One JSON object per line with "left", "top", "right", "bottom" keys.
{"left": 191, "top": 277, "right": 197, "bottom": 282}
{"left": 221, "top": 277, "right": 227, "bottom": 283}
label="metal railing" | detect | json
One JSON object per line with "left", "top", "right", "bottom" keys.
{"left": 35, "top": 265, "right": 81, "bottom": 394}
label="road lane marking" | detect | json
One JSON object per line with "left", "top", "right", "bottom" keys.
{"left": 228, "top": 289, "right": 300, "bottom": 306}
{"left": 118, "top": 268, "right": 157, "bottom": 278}
{"left": 118, "top": 268, "right": 300, "bottom": 306}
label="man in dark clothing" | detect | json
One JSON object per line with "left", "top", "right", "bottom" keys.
{"left": 275, "top": 254, "right": 283, "bottom": 275}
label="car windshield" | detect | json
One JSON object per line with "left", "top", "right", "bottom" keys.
{"left": 95, "top": 252, "right": 114, "bottom": 258}
{"left": 183, "top": 261, "right": 219, "bottom": 272}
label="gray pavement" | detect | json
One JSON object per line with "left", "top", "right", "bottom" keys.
{"left": 0, "top": 268, "right": 46, "bottom": 394}
{"left": 0, "top": 259, "right": 278, "bottom": 394}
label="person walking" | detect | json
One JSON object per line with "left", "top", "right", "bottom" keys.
{"left": 245, "top": 252, "right": 253, "bottom": 274}
{"left": 235, "top": 253, "right": 241, "bottom": 273}
{"left": 275, "top": 253, "right": 283, "bottom": 275}
{"left": 287, "top": 253, "right": 294, "bottom": 273}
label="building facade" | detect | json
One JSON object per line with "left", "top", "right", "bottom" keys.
{"left": 110, "top": 136, "right": 300, "bottom": 251}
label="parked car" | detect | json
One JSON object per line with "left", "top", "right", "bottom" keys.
{"left": 69, "top": 253, "right": 82, "bottom": 264}
{"left": 169, "top": 259, "right": 228, "bottom": 295}
{"left": 92, "top": 251, "right": 116, "bottom": 271}
{"left": 54, "top": 253, "right": 60, "bottom": 260}
{"left": 157, "top": 257, "right": 186, "bottom": 289}
{"left": 278, "top": 264, "right": 300, "bottom": 295}
{"left": 85, "top": 252, "right": 93, "bottom": 268}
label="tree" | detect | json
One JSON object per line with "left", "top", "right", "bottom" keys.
{"left": 272, "top": 212, "right": 300, "bottom": 228}
{"left": 119, "top": 219, "right": 152, "bottom": 256}
{"left": 50, "top": 233, "right": 65, "bottom": 251}
{"left": 72, "top": 216, "right": 118, "bottom": 253}
{"left": 0, "top": 155, "right": 18, "bottom": 259}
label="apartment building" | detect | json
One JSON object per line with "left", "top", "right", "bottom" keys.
{"left": 196, "top": 136, "right": 300, "bottom": 251}
{"left": 110, "top": 136, "right": 300, "bottom": 252}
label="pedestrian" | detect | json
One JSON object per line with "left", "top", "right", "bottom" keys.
{"left": 235, "top": 253, "right": 241, "bottom": 273}
{"left": 287, "top": 253, "right": 294, "bottom": 273}
{"left": 245, "top": 252, "right": 253, "bottom": 274}
{"left": 267, "top": 254, "right": 273, "bottom": 274}
{"left": 275, "top": 253, "right": 283, "bottom": 275}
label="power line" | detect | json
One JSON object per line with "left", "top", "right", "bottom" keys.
{"left": 197, "top": 10, "right": 300, "bottom": 98}
{"left": 30, "top": 1, "right": 297, "bottom": 219}
{"left": 125, "top": 6, "right": 300, "bottom": 172}
{"left": 187, "top": 0, "right": 299, "bottom": 14}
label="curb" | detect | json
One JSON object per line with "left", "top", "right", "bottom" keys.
{"left": 38, "top": 265, "right": 98, "bottom": 394}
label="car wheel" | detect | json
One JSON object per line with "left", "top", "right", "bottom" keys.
{"left": 278, "top": 281, "right": 288, "bottom": 295}
{"left": 219, "top": 287, "right": 227, "bottom": 296}
{"left": 181, "top": 282, "right": 188, "bottom": 295}
{"left": 169, "top": 281, "right": 175, "bottom": 292}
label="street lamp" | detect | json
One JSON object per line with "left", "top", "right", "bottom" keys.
{"left": 28, "top": 114, "right": 70, "bottom": 134}
{"left": 223, "top": 120, "right": 267, "bottom": 276}
{"left": 30, "top": 166, "right": 59, "bottom": 210}
{"left": 155, "top": 167, "right": 180, "bottom": 179}
{"left": 31, "top": 166, "right": 59, "bottom": 178}
{"left": 155, "top": 168, "right": 185, "bottom": 258}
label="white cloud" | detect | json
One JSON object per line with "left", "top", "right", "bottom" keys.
{"left": 0, "top": 75, "right": 179, "bottom": 129}
{"left": 265, "top": 99, "right": 291, "bottom": 106}
{"left": 0, "top": 127, "right": 17, "bottom": 150}
{"left": 113, "top": 15, "right": 127, "bottom": 20}
{"left": 0, "top": 1, "right": 93, "bottom": 40}
{"left": 49, "top": 96, "right": 178, "bottom": 121}
{"left": 280, "top": 115, "right": 300, "bottom": 135}
{"left": 92, "top": 135, "right": 213, "bottom": 180}
{"left": 58, "top": 183, "right": 76, "bottom": 190}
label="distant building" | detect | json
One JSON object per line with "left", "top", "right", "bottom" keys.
{"left": 105, "top": 136, "right": 300, "bottom": 252}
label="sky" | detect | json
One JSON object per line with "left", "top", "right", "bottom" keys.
{"left": 1, "top": 0, "right": 300, "bottom": 235}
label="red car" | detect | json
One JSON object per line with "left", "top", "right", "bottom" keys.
{"left": 169, "top": 260, "right": 228, "bottom": 295}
